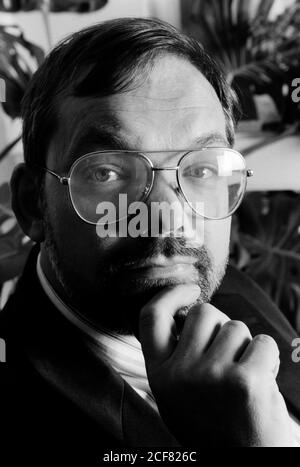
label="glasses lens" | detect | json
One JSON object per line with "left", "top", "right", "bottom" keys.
{"left": 69, "top": 152, "right": 151, "bottom": 224}
{"left": 178, "top": 148, "right": 247, "bottom": 219}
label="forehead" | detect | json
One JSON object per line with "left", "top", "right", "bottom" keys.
{"left": 50, "top": 56, "right": 227, "bottom": 166}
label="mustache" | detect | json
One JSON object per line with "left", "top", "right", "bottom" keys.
{"left": 104, "top": 236, "right": 212, "bottom": 274}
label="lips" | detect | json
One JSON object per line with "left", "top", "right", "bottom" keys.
{"left": 124, "top": 255, "right": 197, "bottom": 270}
{"left": 123, "top": 256, "right": 198, "bottom": 280}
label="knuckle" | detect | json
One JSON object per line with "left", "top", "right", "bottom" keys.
{"left": 224, "top": 320, "right": 250, "bottom": 335}
{"left": 254, "top": 334, "right": 279, "bottom": 356}
{"left": 254, "top": 333, "right": 277, "bottom": 347}
{"left": 205, "top": 364, "right": 223, "bottom": 383}
{"left": 206, "top": 304, "right": 229, "bottom": 322}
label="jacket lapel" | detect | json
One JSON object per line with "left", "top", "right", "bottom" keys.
{"left": 4, "top": 245, "right": 177, "bottom": 447}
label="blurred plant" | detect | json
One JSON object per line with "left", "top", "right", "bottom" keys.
{"left": 0, "top": 0, "right": 108, "bottom": 47}
{"left": 0, "top": 25, "right": 44, "bottom": 295}
{"left": 186, "top": 0, "right": 300, "bottom": 124}
{"left": 0, "top": 24, "right": 44, "bottom": 162}
{"left": 0, "top": 0, "right": 108, "bottom": 12}
{"left": 0, "top": 0, "right": 109, "bottom": 161}
{"left": 230, "top": 191, "right": 300, "bottom": 331}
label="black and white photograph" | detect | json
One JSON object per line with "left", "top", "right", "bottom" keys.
{"left": 1, "top": 0, "right": 300, "bottom": 461}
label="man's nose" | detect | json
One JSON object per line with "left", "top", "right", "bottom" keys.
{"left": 145, "top": 171, "right": 201, "bottom": 238}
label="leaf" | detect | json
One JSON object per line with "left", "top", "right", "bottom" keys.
{"left": 0, "top": 76, "right": 24, "bottom": 118}
{"left": 290, "top": 283, "right": 300, "bottom": 333}
{"left": 0, "top": 25, "right": 45, "bottom": 119}
{"left": 253, "top": 0, "right": 275, "bottom": 26}
{"left": 187, "top": 0, "right": 300, "bottom": 122}
{"left": 0, "top": 0, "right": 108, "bottom": 12}
{"left": 50, "top": 0, "right": 108, "bottom": 12}
{"left": 0, "top": 1, "right": 41, "bottom": 11}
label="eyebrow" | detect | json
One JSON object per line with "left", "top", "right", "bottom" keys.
{"left": 192, "top": 132, "right": 230, "bottom": 149}
{"left": 67, "top": 120, "right": 128, "bottom": 162}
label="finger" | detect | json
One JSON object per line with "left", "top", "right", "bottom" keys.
{"left": 174, "top": 303, "right": 229, "bottom": 361}
{"left": 205, "top": 320, "right": 252, "bottom": 366}
{"left": 139, "top": 284, "right": 201, "bottom": 370}
{"left": 239, "top": 334, "right": 280, "bottom": 376}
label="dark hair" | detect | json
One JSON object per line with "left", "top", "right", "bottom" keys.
{"left": 21, "top": 17, "right": 239, "bottom": 166}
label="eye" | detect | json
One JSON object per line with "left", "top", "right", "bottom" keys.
{"left": 183, "top": 165, "right": 217, "bottom": 180}
{"left": 83, "top": 164, "right": 127, "bottom": 183}
{"left": 94, "top": 167, "right": 120, "bottom": 182}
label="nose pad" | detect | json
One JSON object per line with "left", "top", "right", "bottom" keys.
{"left": 142, "top": 185, "right": 151, "bottom": 197}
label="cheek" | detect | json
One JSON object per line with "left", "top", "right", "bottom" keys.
{"left": 45, "top": 182, "right": 123, "bottom": 270}
{"left": 203, "top": 218, "right": 231, "bottom": 266}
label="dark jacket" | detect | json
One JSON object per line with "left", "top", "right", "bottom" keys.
{"left": 0, "top": 245, "right": 300, "bottom": 462}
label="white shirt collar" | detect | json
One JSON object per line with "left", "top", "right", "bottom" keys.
{"left": 36, "top": 253, "right": 158, "bottom": 410}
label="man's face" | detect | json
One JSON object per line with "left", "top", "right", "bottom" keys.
{"left": 41, "top": 55, "right": 232, "bottom": 334}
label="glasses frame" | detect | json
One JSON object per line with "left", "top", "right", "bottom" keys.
{"left": 41, "top": 148, "right": 253, "bottom": 225}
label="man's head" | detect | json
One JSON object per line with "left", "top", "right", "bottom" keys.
{"left": 12, "top": 18, "right": 242, "bottom": 334}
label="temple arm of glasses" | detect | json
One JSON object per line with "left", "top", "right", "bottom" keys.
{"left": 44, "top": 168, "right": 69, "bottom": 185}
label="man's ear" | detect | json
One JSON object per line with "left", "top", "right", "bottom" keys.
{"left": 10, "top": 163, "right": 45, "bottom": 242}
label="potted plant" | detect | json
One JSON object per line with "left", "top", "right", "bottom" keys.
{"left": 183, "top": 0, "right": 300, "bottom": 130}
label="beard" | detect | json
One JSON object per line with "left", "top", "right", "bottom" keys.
{"left": 43, "top": 209, "right": 228, "bottom": 336}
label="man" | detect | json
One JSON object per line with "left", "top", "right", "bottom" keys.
{"left": 1, "top": 18, "right": 300, "bottom": 460}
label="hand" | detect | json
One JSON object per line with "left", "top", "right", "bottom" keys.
{"left": 139, "top": 284, "right": 294, "bottom": 447}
